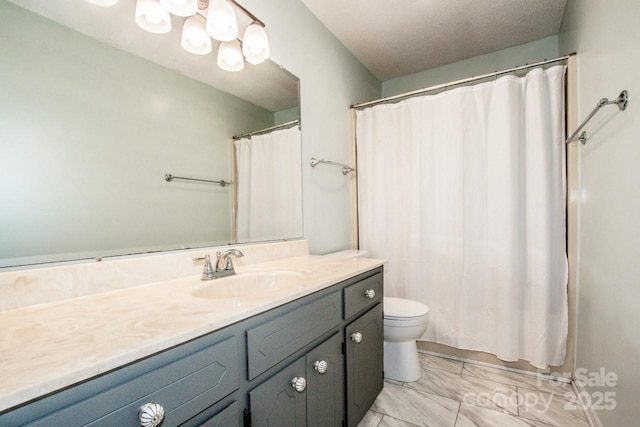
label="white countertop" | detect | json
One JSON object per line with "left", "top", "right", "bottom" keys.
{"left": 0, "top": 255, "right": 385, "bottom": 412}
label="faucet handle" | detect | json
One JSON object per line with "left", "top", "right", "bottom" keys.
{"left": 193, "top": 254, "right": 215, "bottom": 281}
{"left": 193, "top": 254, "right": 210, "bottom": 263}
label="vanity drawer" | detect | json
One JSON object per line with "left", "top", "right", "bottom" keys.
{"left": 17, "top": 336, "right": 239, "bottom": 427}
{"left": 246, "top": 291, "right": 341, "bottom": 380}
{"left": 343, "top": 272, "right": 383, "bottom": 319}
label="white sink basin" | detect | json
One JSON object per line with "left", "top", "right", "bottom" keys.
{"left": 191, "top": 270, "right": 312, "bottom": 299}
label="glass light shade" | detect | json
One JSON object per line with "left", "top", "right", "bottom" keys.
{"left": 160, "top": 0, "right": 197, "bottom": 17}
{"left": 88, "top": 0, "right": 118, "bottom": 5}
{"left": 135, "top": 0, "right": 172, "bottom": 34}
{"left": 217, "top": 41, "right": 244, "bottom": 72}
{"left": 242, "top": 22, "right": 270, "bottom": 64}
{"left": 181, "top": 14, "right": 212, "bottom": 55}
{"left": 206, "top": 0, "right": 238, "bottom": 41}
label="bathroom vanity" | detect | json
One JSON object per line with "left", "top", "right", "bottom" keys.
{"left": 0, "top": 250, "right": 384, "bottom": 427}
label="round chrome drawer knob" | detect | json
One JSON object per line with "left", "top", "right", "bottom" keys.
{"left": 364, "top": 289, "right": 376, "bottom": 299}
{"left": 351, "top": 332, "right": 363, "bottom": 343}
{"left": 291, "top": 376, "right": 307, "bottom": 393}
{"left": 138, "top": 402, "right": 165, "bottom": 427}
{"left": 314, "top": 360, "right": 328, "bottom": 374}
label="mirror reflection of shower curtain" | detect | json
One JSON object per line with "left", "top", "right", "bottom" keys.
{"left": 356, "top": 66, "right": 568, "bottom": 369}
{"left": 234, "top": 126, "right": 302, "bottom": 243}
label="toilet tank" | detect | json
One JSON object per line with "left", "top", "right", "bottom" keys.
{"left": 323, "top": 249, "right": 369, "bottom": 258}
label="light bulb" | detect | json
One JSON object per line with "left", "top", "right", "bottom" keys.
{"left": 206, "top": 0, "right": 238, "bottom": 41}
{"left": 182, "top": 14, "right": 212, "bottom": 55}
{"left": 159, "top": 0, "right": 198, "bottom": 17}
{"left": 242, "top": 22, "right": 270, "bottom": 64}
{"left": 136, "top": 0, "right": 172, "bottom": 34}
{"left": 217, "top": 41, "right": 244, "bottom": 72}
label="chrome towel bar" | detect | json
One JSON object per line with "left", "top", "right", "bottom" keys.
{"left": 566, "top": 90, "right": 629, "bottom": 145}
{"left": 310, "top": 158, "right": 356, "bottom": 175}
{"left": 164, "top": 174, "right": 232, "bottom": 187}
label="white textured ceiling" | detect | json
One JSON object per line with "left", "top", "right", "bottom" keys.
{"left": 301, "top": 0, "right": 568, "bottom": 81}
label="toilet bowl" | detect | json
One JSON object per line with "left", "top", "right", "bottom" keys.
{"left": 323, "top": 250, "right": 429, "bottom": 382}
{"left": 383, "top": 297, "right": 429, "bottom": 382}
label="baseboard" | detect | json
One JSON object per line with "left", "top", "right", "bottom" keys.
{"left": 571, "top": 381, "right": 605, "bottom": 427}
{"left": 417, "top": 349, "right": 572, "bottom": 384}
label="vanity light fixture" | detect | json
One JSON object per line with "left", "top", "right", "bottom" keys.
{"left": 160, "top": 0, "right": 198, "bottom": 17}
{"left": 91, "top": 0, "right": 269, "bottom": 72}
{"left": 217, "top": 40, "right": 244, "bottom": 72}
{"left": 206, "top": 0, "right": 238, "bottom": 41}
{"left": 88, "top": 0, "right": 119, "bottom": 6}
{"left": 182, "top": 14, "right": 212, "bottom": 54}
{"left": 242, "top": 21, "right": 270, "bottom": 64}
{"left": 135, "top": 0, "right": 172, "bottom": 34}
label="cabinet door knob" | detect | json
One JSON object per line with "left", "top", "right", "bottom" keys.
{"left": 138, "top": 402, "right": 165, "bottom": 427}
{"left": 364, "top": 289, "right": 376, "bottom": 299}
{"left": 291, "top": 376, "right": 307, "bottom": 393}
{"left": 351, "top": 332, "right": 363, "bottom": 343}
{"left": 314, "top": 360, "right": 328, "bottom": 374}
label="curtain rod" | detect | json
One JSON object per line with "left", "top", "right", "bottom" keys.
{"left": 232, "top": 120, "right": 299, "bottom": 140}
{"left": 351, "top": 53, "right": 576, "bottom": 110}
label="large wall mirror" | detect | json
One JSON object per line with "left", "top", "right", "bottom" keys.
{"left": 0, "top": 0, "right": 302, "bottom": 269}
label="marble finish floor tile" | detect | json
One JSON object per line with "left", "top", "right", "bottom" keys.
{"left": 378, "top": 415, "right": 422, "bottom": 427}
{"left": 455, "top": 404, "right": 556, "bottom": 427}
{"left": 371, "top": 382, "right": 460, "bottom": 427}
{"left": 358, "top": 410, "right": 384, "bottom": 426}
{"left": 517, "top": 389, "right": 590, "bottom": 427}
{"left": 404, "top": 364, "right": 519, "bottom": 415}
{"left": 417, "top": 352, "right": 464, "bottom": 374}
{"left": 462, "top": 363, "right": 574, "bottom": 397}
{"left": 357, "top": 410, "right": 422, "bottom": 427}
{"left": 361, "top": 353, "right": 590, "bottom": 427}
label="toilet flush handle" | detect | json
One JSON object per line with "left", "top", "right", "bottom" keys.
{"left": 364, "top": 289, "right": 376, "bottom": 299}
{"left": 351, "top": 332, "right": 363, "bottom": 343}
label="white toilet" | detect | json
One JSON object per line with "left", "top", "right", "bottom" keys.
{"left": 383, "top": 297, "right": 429, "bottom": 382}
{"left": 324, "top": 250, "right": 430, "bottom": 383}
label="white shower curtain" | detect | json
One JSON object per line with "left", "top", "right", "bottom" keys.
{"left": 357, "top": 66, "right": 568, "bottom": 368}
{"left": 234, "top": 126, "right": 302, "bottom": 242}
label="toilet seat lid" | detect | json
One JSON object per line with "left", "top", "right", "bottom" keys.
{"left": 384, "top": 297, "right": 429, "bottom": 319}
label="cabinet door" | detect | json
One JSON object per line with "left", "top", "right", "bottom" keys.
{"left": 306, "top": 332, "right": 344, "bottom": 427}
{"left": 249, "top": 357, "right": 307, "bottom": 427}
{"left": 199, "top": 401, "right": 239, "bottom": 427}
{"left": 345, "top": 303, "right": 383, "bottom": 426}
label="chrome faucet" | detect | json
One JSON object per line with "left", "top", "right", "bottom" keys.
{"left": 215, "top": 249, "right": 244, "bottom": 276}
{"left": 193, "top": 249, "right": 244, "bottom": 280}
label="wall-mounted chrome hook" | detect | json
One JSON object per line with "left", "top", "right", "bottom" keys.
{"left": 614, "top": 90, "right": 629, "bottom": 111}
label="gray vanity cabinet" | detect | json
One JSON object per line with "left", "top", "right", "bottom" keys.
{"left": 0, "top": 267, "right": 383, "bottom": 427}
{"left": 199, "top": 402, "right": 240, "bottom": 427}
{"left": 345, "top": 304, "right": 384, "bottom": 427}
{"left": 248, "top": 332, "right": 344, "bottom": 427}
{"left": 306, "top": 332, "right": 344, "bottom": 427}
{"left": 249, "top": 357, "right": 307, "bottom": 427}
